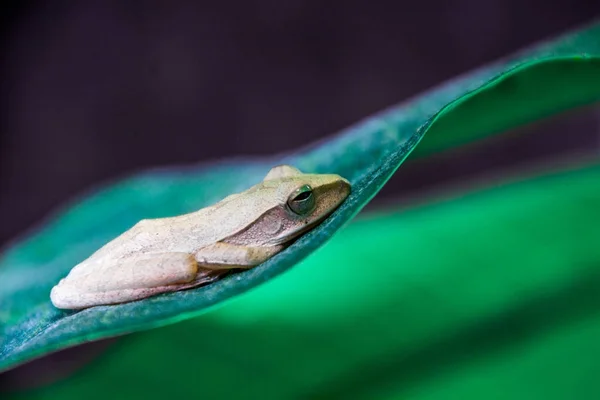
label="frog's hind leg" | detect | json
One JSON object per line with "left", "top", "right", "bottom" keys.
{"left": 51, "top": 252, "right": 225, "bottom": 309}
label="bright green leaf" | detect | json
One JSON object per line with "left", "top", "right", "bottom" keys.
{"left": 1, "top": 22, "right": 600, "bottom": 371}
{"left": 7, "top": 160, "right": 600, "bottom": 399}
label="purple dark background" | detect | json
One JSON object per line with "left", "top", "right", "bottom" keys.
{"left": 0, "top": 1, "right": 599, "bottom": 390}
{"left": 1, "top": 1, "right": 599, "bottom": 248}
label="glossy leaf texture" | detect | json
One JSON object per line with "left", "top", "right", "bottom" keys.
{"left": 1, "top": 21, "right": 600, "bottom": 371}
{"left": 7, "top": 160, "right": 600, "bottom": 399}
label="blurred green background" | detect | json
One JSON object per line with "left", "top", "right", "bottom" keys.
{"left": 5, "top": 150, "right": 600, "bottom": 399}
{"left": 2, "top": 3, "right": 600, "bottom": 400}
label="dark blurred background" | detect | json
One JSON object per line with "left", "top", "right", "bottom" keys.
{"left": 1, "top": 1, "right": 599, "bottom": 246}
{"left": 1, "top": 0, "right": 600, "bottom": 392}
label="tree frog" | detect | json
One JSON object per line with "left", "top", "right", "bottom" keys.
{"left": 50, "top": 165, "right": 351, "bottom": 309}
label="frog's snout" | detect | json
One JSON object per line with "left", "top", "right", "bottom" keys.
{"left": 337, "top": 177, "right": 351, "bottom": 200}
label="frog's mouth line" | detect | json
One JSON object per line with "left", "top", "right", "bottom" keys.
{"left": 269, "top": 207, "right": 339, "bottom": 247}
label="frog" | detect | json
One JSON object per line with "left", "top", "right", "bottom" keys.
{"left": 50, "top": 165, "right": 351, "bottom": 309}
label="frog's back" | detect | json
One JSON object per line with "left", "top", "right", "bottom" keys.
{"left": 82, "top": 182, "right": 278, "bottom": 264}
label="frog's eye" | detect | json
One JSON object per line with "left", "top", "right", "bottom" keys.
{"left": 287, "top": 184, "right": 315, "bottom": 215}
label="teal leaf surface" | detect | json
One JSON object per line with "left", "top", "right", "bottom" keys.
{"left": 1, "top": 21, "right": 600, "bottom": 371}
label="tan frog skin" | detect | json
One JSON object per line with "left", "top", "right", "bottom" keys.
{"left": 50, "top": 165, "right": 351, "bottom": 309}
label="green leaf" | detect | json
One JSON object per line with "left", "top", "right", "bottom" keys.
{"left": 7, "top": 160, "right": 600, "bottom": 399}
{"left": 1, "top": 22, "right": 600, "bottom": 371}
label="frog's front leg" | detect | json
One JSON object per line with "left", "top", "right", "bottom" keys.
{"left": 194, "top": 242, "right": 284, "bottom": 270}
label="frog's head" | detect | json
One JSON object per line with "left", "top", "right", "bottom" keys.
{"left": 251, "top": 165, "right": 351, "bottom": 246}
